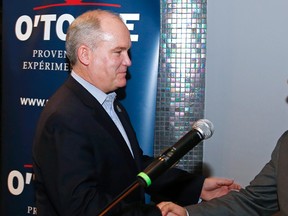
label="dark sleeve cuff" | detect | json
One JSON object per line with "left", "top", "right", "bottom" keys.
{"left": 148, "top": 168, "right": 205, "bottom": 205}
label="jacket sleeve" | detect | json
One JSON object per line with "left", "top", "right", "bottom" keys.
{"left": 185, "top": 132, "right": 286, "bottom": 216}
{"left": 148, "top": 167, "right": 205, "bottom": 205}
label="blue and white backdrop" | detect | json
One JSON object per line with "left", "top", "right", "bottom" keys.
{"left": 1, "top": 0, "right": 160, "bottom": 215}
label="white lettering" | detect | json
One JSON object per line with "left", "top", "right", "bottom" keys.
{"left": 56, "top": 14, "right": 74, "bottom": 41}
{"left": 40, "top": 14, "right": 57, "bottom": 40}
{"left": 20, "top": 97, "right": 49, "bottom": 107}
{"left": 7, "top": 170, "right": 24, "bottom": 195}
{"left": 15, "top": 13, "right": 141, "bottom": 42}
{"left": 22, "top": 61, "right": 69, "bottom": 71}
{"left": 32, "top": 50, "right": 66, "bottom": 58}
{"left": 120, "top": 13, "right": 140, "bottom": 42}
{"left": 27, "top": 206, "right": 37, "bottom": 215}
{"left": 15, "top": 15, "right": 33, "bottom": 41}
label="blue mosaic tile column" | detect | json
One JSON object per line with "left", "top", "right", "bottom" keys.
{"left": 154, "top": 0, "right": 207, "bottom": 174}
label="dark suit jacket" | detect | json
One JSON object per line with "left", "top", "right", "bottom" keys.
{"left": 33, "top": 76, "right": 205, "bottom": 216}
{"left": 186, "top": 130, "right": 288, "bottom": 216}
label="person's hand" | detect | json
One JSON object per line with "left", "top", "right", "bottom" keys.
{"left": 157, "top": 202, "right": 187, "bottom": 216}
{"left": 200, "top": 177, "right": 241, "bottom": 201}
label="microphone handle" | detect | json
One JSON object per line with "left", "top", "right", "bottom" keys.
{"left": 138, "top": 130, "right": 203, "bottom": 186}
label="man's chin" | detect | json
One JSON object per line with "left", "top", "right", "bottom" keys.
{"left": 117, "top": 80, "right": 127, "bottom": 88}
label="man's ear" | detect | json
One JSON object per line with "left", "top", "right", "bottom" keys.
{"left": 77, "top": 45, "right": 91, "bottom": 66}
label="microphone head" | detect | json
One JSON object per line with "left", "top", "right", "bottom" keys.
{"left": 192, "top": 119, "right": 214, "bottom": 139}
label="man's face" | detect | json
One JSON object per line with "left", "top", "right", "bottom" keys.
{"left": 88, "top": 18, "right": 132, "bottom": 93}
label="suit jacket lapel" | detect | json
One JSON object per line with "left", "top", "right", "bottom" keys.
{"left": 114, "top": 100, "right": 143, "bottom": 170}
{"left": 65, "top": 76, "right": 138, "bottom": 168}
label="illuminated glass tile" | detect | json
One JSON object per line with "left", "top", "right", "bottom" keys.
{"left": 155, "top": 0, "right": 207, "bottom": 174}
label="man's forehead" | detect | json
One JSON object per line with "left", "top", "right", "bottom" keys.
{"left": 101, "top": 32, "right": 114, "bottom": 41}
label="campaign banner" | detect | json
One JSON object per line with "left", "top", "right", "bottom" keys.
{"left": 1, "top": 0, "right": 160, "bottom": 215}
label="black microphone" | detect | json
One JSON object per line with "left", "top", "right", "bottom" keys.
{"left": 137, "top": 119, "right": 214, "bottom": 187}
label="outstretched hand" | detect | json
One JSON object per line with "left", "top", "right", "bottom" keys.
{"left": 157, "top": 178, "right": 241, "bottom": 216}
{"left": 157, "top": 202, "right": 186, "bottom": 216}
{"left": 200, "top": 177, "right": 241, "bottom": 201}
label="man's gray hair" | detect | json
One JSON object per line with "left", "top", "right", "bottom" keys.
{"left": 65, "top": 9, "right": 122, "bottom": 67}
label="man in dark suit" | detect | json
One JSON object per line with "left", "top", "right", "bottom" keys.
{"left": 158, "top": 130, "right": 288, "bottom": 216}
{"left": 33, "top": 9, "right": 240, "bottom": 216}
